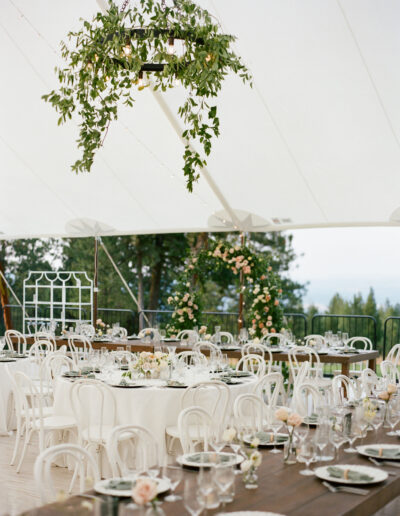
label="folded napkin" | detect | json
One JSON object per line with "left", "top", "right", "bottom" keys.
{"left": 64, "top": 371, "right": 80, "bottom": 377}
{"left": 187, "top": 453, "right": 234, "bottom": 464}
{"left": 305, "top": 413, "right": 319, "bottom": 423}
{"left": 255, "top": 431, "right": 288, "bottom": 444}
{"left": 119, "top": 378, "right": 129, "bottom": 386}
{"left": 167, "top": 380, "right": 186, "bottom": 387}
{"left": 327, "top": 466, "right": 373, "bottom": 482}
{"left": 106, "top": 479, "right": 133, "bottom": 490}
{"left": 366, "top": 447, "right": 400, "bottom": 458}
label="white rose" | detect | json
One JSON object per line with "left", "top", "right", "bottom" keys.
{"left": 222, "top": 428, "right": 236, "bottom": 442}
{"left": 240, "top": 460, "right": 251, "bottom": 473}
{"left": 251, "top": 437, "right": 260, "bottom": 448}
{"left": 250, "top": 451, "right": 261, "bottom": 467}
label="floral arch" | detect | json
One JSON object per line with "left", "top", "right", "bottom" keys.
{"left": 166, "top": 240, "right": 284, "bottom": 338}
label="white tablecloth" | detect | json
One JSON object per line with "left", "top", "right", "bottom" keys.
{"left": 0, "top": 358, "right": 37, "bottom": 434}
{"left": 53, "top": 376, "right": 256, "bottom": 459}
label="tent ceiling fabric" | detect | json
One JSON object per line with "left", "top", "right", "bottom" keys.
{"left": 1, "top": 0, "right": 400, "bottom": 239}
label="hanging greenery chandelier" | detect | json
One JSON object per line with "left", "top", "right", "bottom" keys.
{"left": 43, "top": 0, "right": 252, "bottom": 192}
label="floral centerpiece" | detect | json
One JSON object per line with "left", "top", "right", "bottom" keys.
{"left": 123, "top": 351, "right": 169, "bottom": 379}
{"left": 240, "top": 436, "right": 262, "bottom": 489}
{"left": 166, "top": 282, "right": 201, "bottom": 336}
{"left": 95, "top": 318, "right": 110, "bottom": 338}
{"left": 275, "top": 407, "right": 302, "bottom": 464}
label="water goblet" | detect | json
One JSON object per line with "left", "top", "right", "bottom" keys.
{"left": 214, "top": 464, "right": 235, "bottom": 504}
{"left": 197, "top": 467, "right": 219, "bottom": 509}
{"left": 269, "top": 419, "right": 283, "bottom": 454}
{"left": 344, "top": 421, "right": 362, "bottom": 453}
{"left": 162, "top": 465, "right": 183, "bottom": 502}
{"left": 184, "top": 478, "right": 206, "bottom": 516}
{"left": 297, "top": 441, "right": 316, "bottom": 476}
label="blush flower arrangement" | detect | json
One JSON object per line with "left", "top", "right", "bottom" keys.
{"left": 132, "top": 478, "right": 158, "bottom": 509}
{"left": 275, "top": 408, "right": 302, "bottom": 464}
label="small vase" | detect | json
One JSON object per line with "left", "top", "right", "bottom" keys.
{"left": 283, "top": 434, "right": 297, "bottom": 465}
{"left": 243, "top": 468, "right": 258, "bottom": 489}
{"left": 383, "top": 403, "right": 391, "bottom": 428}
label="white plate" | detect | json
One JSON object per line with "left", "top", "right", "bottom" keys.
{"left": 94, "top": 476, "right": 170, "bottom": 498}
{"left": 177, "top": 451, "right": 243, "bottom": 468}
{"left": 314, "top": 464, "right": 388, "bottom": 485}
{"left": 243, "top": 432, "right": 288, "bottom": 447}
{"left": 357, "top": 444, "right": 400, "bottom": 460}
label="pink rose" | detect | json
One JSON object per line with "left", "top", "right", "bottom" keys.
{"left": 387, "top": 384, "right": 397, "bottom": 394}
{"left": 287, "top": 413, "right": 302, "bottom": 427}
{"left": 378, "top": 391, "right": 390, "bottom": 401}
{"left": 132, "top": 478, "right": 158, "bottom": 505}
{"left": 274, "top": 300, "right": 279, "bottom": 306}
{"left": 275, "top": 407, "right": 289, "bottom": 422}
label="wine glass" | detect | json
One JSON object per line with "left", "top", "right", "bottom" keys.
{"left": 269, "top": 418, "right": 283, "bottom": 454}
{"left": 213, "top": 464, "right": 235, "bottom": 503}
{"left": 344, "top": 421, "right": 362, "bottom": 453}
{"left": 197, "top": 467, "right": 219, "bottom": 509}
{"left": 387, "top": 398, "right": 400, "bottom": 436}
{"left": 183, "top": 478, "right": 206, "bottom": 516}
{"left": 162, "top": 465, "right": 183, "bottom": 502}
{"left": 295, "top": 423, "right": 309, "bottom": 444}
{"left": 297, "top": 441, "right": 316, "bottom": 476}
{"left": 314, "top": 424, "right": 329, "bottom": 462}
{"left": 330, "top": 422, "right": 347, "bottom": 460}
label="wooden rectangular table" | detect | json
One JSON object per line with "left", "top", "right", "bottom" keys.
{"left": 22, "top": 427, "right": 400, "bottom": 516}
{"left": 13, "top": 337, "right": 380, "bottom": 375}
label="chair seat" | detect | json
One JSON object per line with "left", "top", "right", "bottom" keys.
{"left": 22, "top": 406, "right": 54, "bottom": 418}
{"left": 31, "top": 415, "right": 76, "bottom": 430}
{"left": 82, "top": 425, "right": 117, "bottom": 444}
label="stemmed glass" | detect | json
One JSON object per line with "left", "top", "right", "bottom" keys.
{"left": 197, "top": 467, "right": 219, "bottom": 509}
{"left": 214, "top": 464, "right": 235, "bottom": 504}
{"left": 297, "top": 441, "right": 316, "bottom": 476}
{"left": 184, "top": 478, "right": 206, "bottom": 516}
{"left": 344, "top": 421, "right": 362, "bottom": 453}
{"left": 314, "top": 424, "right": 329, "bottom": 462}
{"left": 209, "top": 432, "right": 226, "bottom": 454}
{"left": 163, "top": 465, "right": 183, "bottom": 502}
{"left": 269, "top": 417, "right": 283, "bottom": 454}
{"left": 387, "top": 398, "right": 400, "bottom": 436}
{"left": 295, "top": 423, "right": 309, "bottom": 444}
{"left": 330, "top": 423, "right": 347, "bottom": 460}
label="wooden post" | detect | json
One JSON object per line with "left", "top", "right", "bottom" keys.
{"left": 0, "top": 261, "right": 12, "bottom": 330}
{"left": 93, "top": 237, "right": 99, "bottom": 325}
{"left": 238, "top": 232, "right": 245, "bottom": 333}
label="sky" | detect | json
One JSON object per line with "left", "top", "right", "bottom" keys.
{"left": 287, "top": 227, "right": 400, "bottom": 310}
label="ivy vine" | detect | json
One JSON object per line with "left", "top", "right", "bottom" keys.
{"left": 43, "top": 0, "right": 252, "bottom": 192}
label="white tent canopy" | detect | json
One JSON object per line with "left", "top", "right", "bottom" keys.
{"left": 1, "top": 0, "right": 400, "bottom": 239}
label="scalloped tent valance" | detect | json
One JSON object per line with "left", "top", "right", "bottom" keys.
{"left": 1, "top": 0, "right": 400, "bottom": 239}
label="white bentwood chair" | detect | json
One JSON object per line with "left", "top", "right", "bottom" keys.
{"left": 233, "top": 393, "right": 266, "bottom": 432}
{"left": 175, "top": 351, "right": 208, "bottom": 367}
{"left": 178, "top": 406, "right": 213, "bottom": 454}
{"left": 381, "top": 360, "right": 400, "bottom": 384}
{"left": 252, "top": 372, "right": 287, "bottom": 408}
{"left": 166, "top": 380, "right": 231, "bottom": 454}
{"left": 292, "top": 382, "right": 323, "bottom": 418}
{"left": 386, "top": 344, "right": 400, "bottom": 367}
{"left": 193, "top": 341, "right": 222, "bottom": 358}
{"left": 107, "top": 425, "right": 158, "bottom": 477}
{"left": 331, "top": 374, "right": 360, "bottom": 405}
{"left": 361, "top": 368, "right": 380, "bottom": 397}
{"left": 5, "top": 330, "right": 27, "bottom": 354}
{"left": 177, "top": 330, "right": 199, "bottom": 343}
{"left": 34, "top": 443, "right": 100, "bottom": 504}
{"left": 70, "top": 379, "right": 117, "bottom": 475}
{"left": 236, "top": 354, "right": 266, "bottom": 377}
{"left": 34, "top": 332, "right": 56, "bottom": 347}
{"left": 11, "top": 370, "right": 76, "bottom": 473}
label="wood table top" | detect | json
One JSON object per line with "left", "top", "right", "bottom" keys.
{"left": 22, "top": 427, "right": 400, "bottom": 516}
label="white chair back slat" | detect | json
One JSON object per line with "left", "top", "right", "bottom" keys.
{"left": 236, "top": 354, "right": 266, "bottom": 377}
{"left": 381, "top": 360, "right": 400, "bottom": 384}
{"left": 176, "top": 351, "right": 208, "bottom": 367}
{"left": 292, "top": 382, "right": 323, "bottom": 418}
{"left": 178, "top": 406, "right": 212, "bottom": 454}
{"left": 233, "top": 393, "right": 265, "bottom": 432}
{"left": 252, "top": 372, "right": 286, "bottom": 408}
{"left": 386, "top": 344, "right": 400, "bottom": 367}
{"left": 106, "top": 425, "right": 158, "bottom": 477}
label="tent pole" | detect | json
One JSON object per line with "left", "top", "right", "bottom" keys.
{"left": 93, "top": 237, "right": 99, "bottom": 325}
{"left": 98, "top": 238, "right": 150, "bottom": 326}
{"left": 0, "top": 263, "right": 12, "bottom": 330}
{"left": 238, "top": 232, "right": 246, "bottom": 333}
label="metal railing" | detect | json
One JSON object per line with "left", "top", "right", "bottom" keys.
{"left": 98, "top": 308, "right": 136, "bottom": 335}
{"left": 283, "top": 313, "right": 308, "bottom": 339}
{"left": 311, "top": 314, "right": 377, "bottom": 349}
{"left": 383, "top": 317, "right": 400, "bottom": 358}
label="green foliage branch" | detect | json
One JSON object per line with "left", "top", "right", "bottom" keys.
{"left": 42, "top": 0, "right": 252, "bottom": 192}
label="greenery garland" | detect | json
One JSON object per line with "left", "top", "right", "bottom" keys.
{"left": 166, "top": 240, "right": 284, "bottom": 338}
{"left": 43, "top": 0, "right": 252, "bottom": 192}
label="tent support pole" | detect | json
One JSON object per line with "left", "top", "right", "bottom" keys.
{"left": 98, "top": 238, "right": 150, "bottom": 326}
{"left": 93, "top": 237, "right": 99, "bottom": 325}
{"left": 0, "top": 263, "right": 12, "bottom": 330}
{"left": 238, "top": 232, "right": 246, "bottom": 333}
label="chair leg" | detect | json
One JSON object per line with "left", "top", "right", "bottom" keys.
{"left": 10, "top": 423, "right": 22, "bottom": 466}
{"left": 16, "top": 428, "right": 32, "bottom": 473}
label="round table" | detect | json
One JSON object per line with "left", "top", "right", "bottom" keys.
{"left": 0, "top": 358, "right": 37, "bottom": 434}
{"left": 53, "top": 375, "right": 257, "bottom": 459}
